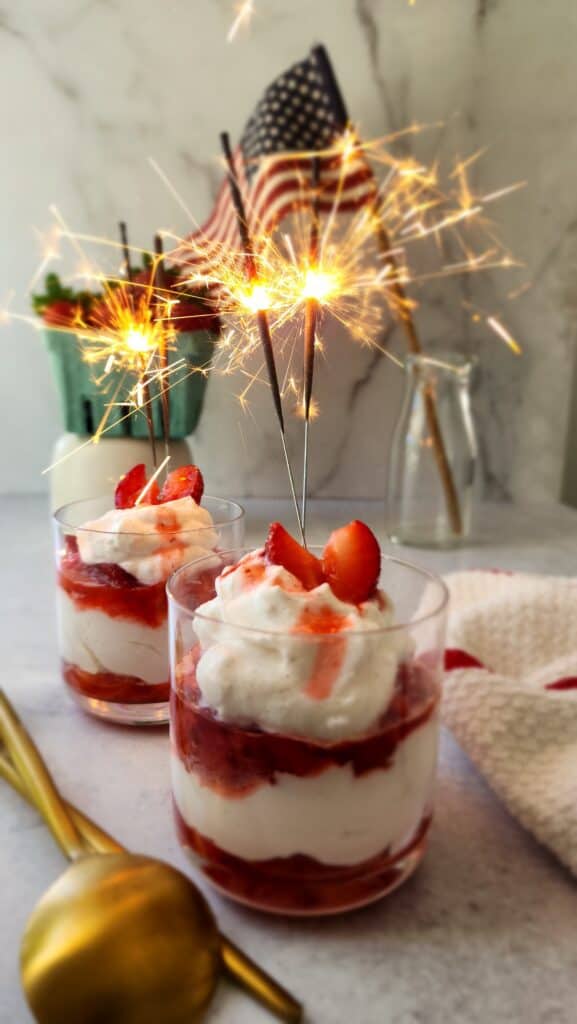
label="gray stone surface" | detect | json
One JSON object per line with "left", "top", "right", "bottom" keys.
{"left": 1, "top": 495, "right": 576, "bottom": 1023}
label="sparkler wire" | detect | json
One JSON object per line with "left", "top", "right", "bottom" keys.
{"left": 119, "top": 221, "right": 133, "bottom": 281}
{"left": 117, "top": 220, "right": 158, "bottom": 468}
{"left": 154, "top": 233, "right": 171, "bottom": 469}
{"left": 220, "top": 130, "right": 305, "bottom": 543}
{"left": 301, "top": 154, "right": 322, "bottom": 538}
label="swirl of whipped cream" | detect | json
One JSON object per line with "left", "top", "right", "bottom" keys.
{"left": 193, "top": 550, "right": 410, "bottom": 742}
{"left": 76, "top": 497, "right": 218, "bottom": 586}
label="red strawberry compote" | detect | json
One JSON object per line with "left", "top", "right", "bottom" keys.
{"left": 54, "top": 476, "right": 244, "bottom": 725}
{"left": 168, "top": 532, "right": 448, "bottom": 914}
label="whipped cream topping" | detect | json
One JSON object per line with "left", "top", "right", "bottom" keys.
{"left": 76, "top": 497, "right": 218, "bottom": 586}
{"left": 193, "top": 550, "right": 410, "bottom": 741}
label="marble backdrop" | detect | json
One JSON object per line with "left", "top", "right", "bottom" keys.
{"left": 1, "top": 0, "right": 576, "bottom": 501}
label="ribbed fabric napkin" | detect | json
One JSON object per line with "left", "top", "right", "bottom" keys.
{"left": 442, "top": 570, "right": 577, "bottom": 876}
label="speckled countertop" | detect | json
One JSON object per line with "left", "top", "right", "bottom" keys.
{"left": 1, "top": 496, "right": 576, "bottom": 1024}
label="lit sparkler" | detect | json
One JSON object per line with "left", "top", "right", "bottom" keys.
{"left": 220, "top": 129, "right": 305, "bottom": 542}
{"left": 15, "top": 213, "right": 197, "bottom": 472}
{"left": 4, "top": 121, "right": 524, "bottom": 500}
{"left": 79, "top": 276, "right": 173, "bottom": 464}
{"left": 301, "top": 155, "right": 322, "bottom": 534}
{"left": 172, "top": 125, "right": 522, "bottom": 539}
{"left": 177, "top": 128, "right": 522, "bottom": 369}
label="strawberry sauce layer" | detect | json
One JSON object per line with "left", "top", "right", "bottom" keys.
{"left": 63, "top": 661, "right": 169, "bottom": 705}
{"left": 171, "top": 655, "right": 438, "bottom": 797}
{"left": 175, "top": 804, "right": 431, "bottom": 913}
{"left": 58, "top": 537, "right": 167, "bottom": 628}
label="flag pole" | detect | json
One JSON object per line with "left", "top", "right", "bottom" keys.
{"left": 311, "top": 45, "right": 462, "bottom": 537}
{"left": 220, "top": 132, "right": 305, "bottom": 544}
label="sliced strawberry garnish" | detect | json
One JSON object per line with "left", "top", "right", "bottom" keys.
{"left": 158, "top": 465, "right": 204, "bottom": 505}
{"left": 147, "top": 480, "right": 160, "bottom": 505}
{"left": 114, "top": 463, "right": 147, "bottom": 509}
{"left": 322, "top": 520, "right": 381, "bottom": 604}
{"left": 264, "top": 522, "right": 325, "bottom": 590}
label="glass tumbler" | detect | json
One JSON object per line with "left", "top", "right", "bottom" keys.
{"left": 387, "top": 352, "right": 478, "bottom": 548}
{"left": 168, "top": 548, "right": 448, "bottom": 915}
{"left": 53, "top": 496, "right": 244, "bottom": 726}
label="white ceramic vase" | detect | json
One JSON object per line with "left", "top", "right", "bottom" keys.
{"left": 49, "top": 432, "right": 193, "bottom": 512}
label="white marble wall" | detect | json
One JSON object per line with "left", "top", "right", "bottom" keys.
{"left": 1, "top": 0, "right": 576, "bottom": 501}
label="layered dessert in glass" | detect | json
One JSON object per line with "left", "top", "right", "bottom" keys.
{"left": 53, "top": 463, "right": 244, "bottom": 725}
{"left": 168, "top": 520, "right": 448, "bottom": 914}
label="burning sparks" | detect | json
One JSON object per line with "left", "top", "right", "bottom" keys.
{"left": 81, "top": 285, "right": 170, "bottom": 378}
{"left": 227, "top": 0, "right": 255, "bottom": 42}
{"left": 301, "top": 268, "right": 341, "bottom": 303}
{"left": 486, "top": 315, "right": 521, "bottom": 355}
{"left": 240, "top": 282, "right": 272, "bottom": 313}
{"left": 3, "top": 119, "right": 525, "bottom": 482}
{"left": 227, "top": 1, "right": 416, "bottom": 43}
{"left": 164, "top": 124, "right": 524, "bottom": 413}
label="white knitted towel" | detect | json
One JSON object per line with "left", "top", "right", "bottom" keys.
{"left": 442, "top": 570, "right": 577, "bottom": 876}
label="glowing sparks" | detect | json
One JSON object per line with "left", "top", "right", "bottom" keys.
{"left": 79, "top": 283, "right": 173, "bottom": 386}
{"left": 486, "top": 315, "right": 521, "bottom": 354}
{"left": 170, "top": 124, "right": 524, "bottom": 414}
{"left": 227, "top": 0, "right": 255, "bottom": 42}
{"left": 6, "top": 118, "right": 524, "bottom": 476}
{"left": 296, "top": 394, "right": 320, "bottom": 420}
{"left": 124, "top": 328, "right": 152, "bottom": 353}
{"left": 240, "top": 283, "right": 272, "bottom": 313}
{"left": 301, "top": 268, "right": 341, "bottom": 303}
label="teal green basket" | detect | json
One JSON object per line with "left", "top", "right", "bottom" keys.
{"left": 45, "top": 328, "right": 216, "bottom": 439}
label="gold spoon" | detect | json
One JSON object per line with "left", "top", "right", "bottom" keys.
{"left": 0, "top": 750, "right": 293, "bottom": 1018}
{"left": 0, "top": 692, "right": 302, "bottom": 1023}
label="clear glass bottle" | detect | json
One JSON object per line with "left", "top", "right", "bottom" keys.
{"left": 387, "top": 352, "right": 478, "bottom": 548}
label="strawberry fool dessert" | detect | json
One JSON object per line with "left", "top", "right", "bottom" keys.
{"left": 169, "top": 520, "right": 448, "bottom": 914}
{"left": 54, "top": 463, "right": 243, "bottom": 725}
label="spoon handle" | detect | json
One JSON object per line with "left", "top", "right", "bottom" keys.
{"left": 0, "top": 692, "right": 87, "bottom": 861}
{"left": 221, "top": 937, "right": 303, "bottom": 1022}
{"left": 0, "top": 753, "right": 123, "bottom": 854}
{"left": 0, "top": 750, "right": 303, "bottom": 1023}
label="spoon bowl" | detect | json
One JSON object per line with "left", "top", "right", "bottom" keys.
{"left": 22, "top": 852, "right": 220, "bottom": 1024}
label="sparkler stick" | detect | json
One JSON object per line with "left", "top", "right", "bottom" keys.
{"left": 118, "top": 220, "right": 157, "bottom": 467}
{"left": 220, "top": 131, "right": 305, "bottom": 543}
{"left": 154, "top": 234, "right": 171, "bottom": 466}
{"left": 119, "top": 221, "right": 133, "bottom": 282}
{"left": 301, "top": 155, "right": 322, "bottom": 536}
{"left": 140, "top": 367, "right": 157, "bottom": 467}
{"left": 312, "top": 44, "right": 463, "bottom": 537}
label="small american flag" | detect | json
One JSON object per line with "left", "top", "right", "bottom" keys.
{"left": 171, "top": 44, "right": 376, "bottom": 273}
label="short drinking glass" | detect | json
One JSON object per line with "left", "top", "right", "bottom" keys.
{"left": 168, "top": 548, "right": 448, "bottom": 915}
{"left": 53, "top": 496, "right": 244, "bottom": 725}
